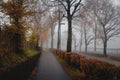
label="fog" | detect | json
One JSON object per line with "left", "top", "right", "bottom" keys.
{"left": 43, "top": 19, "right": 120, "bottom": 51}
{"left": 1, "top": 0, "right": 120, "bottom": 52}
{"left": 42, "top": 0, "right": 120, "bottom": 52}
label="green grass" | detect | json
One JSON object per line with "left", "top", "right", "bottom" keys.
{"left": 23, "top": 48, "right": 38, "bottom": 57}
{"left": 55, "top": 54, "right": 86, "bottom": 80}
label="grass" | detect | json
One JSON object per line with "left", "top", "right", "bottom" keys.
{"left": 55, "top": 54, "right": 86, "bottom": 80}
{"left": 0, "top": 48, "right": 38, "bottom": 72}
{"left": 23, "top": 48, "right": 38, "bottom": 57}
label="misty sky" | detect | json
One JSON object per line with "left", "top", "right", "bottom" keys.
{"left": 113, "top": 0, "right": 120, "bottom": 5}
{"left": 58, "top": 0, "right": 120, "bottom": 49}
{"left": 54, "top": 20, "right": 120, "bottom": 49}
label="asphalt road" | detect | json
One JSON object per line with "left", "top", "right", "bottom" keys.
{"left": 34, "top": 50, "right": 71, "bottom": 80}
{"left": 78, "top": 52, "right": 120, "bottom": 67}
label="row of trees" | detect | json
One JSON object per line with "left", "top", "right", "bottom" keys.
{"left": 77, "top": 0, "right": 120, "bottom": 56}
{"left": 0, "top": 0, "right": 30, "bottom": 56}
{"left": 0, "top": 0, "right": 45, "bottom": 57}
{"left": 43, "top": 0, "right": 120, "bottom": 56}
{"left": 0, "top": 0, "right": 120, "bottom": 57}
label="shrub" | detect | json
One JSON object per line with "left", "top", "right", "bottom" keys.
{"left": 70, "top": 53, "right": 80, "bottom": 68}
{"left": 51, "top": 49, "right": 120, "bottom": 80}
{"left": 115, "top": 67, "right": 120, "bottom": 80}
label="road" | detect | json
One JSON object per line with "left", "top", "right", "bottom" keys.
{"left": 33, "top": 50, "right": 71, "bottom": 80}
{"left": 78, "top": 52, "right": 120, "bottom": 67}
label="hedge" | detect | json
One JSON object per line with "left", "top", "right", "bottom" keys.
{"left": 52, "top": 49, "right": 120, "bottom": 80}
{"left": 0, "top": 53, "right": 41, "bottom": 80}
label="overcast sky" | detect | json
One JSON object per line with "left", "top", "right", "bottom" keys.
{"left": 113, "top": 0, "right": 120, "bottom": 5}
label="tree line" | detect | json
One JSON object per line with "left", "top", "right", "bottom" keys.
{"left": 0, "top": 0, "right": 120, "bottom": 58}
{"left": 0, "top": 0, "right": 39, "bottom": 58}
{"left": 42, "top": 0, "right": 120, "bottom": 56}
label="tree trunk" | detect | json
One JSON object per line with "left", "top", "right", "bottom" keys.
{"left": 80, "top": 27, "right": 83, "bottom": 52}
{"left": 14, "top": 20, "right": 25, "bottom": 54}
{"left": 57, "top": 10, "right": 61, "bottom": 50}
{"left": 84, "top": 26, "right": 87, "bottom": 53}
{"left": 80, "top": 39, "right": 82, "bottom": 52}
{"left": 85, "top": 39, "right": 87, "bottom": 53}
{"left": 51, "top": 35, "right": 54, "bottom": 48}
{"left": 51, "top": 27, "right": 54, "bottom": 48}
{"left": 67, "top": 17, "right": 72, "bottom": 52}
{"left": 74, "top": 39, "right": 77, "bottom": 51}
{"left": 36, "top": 35, "right": 39, "bottom": 50}
{"left": 103, "top": 26, "right": 108, "bottom": 57}
{"left": 14, "top": 33, "right": 24, "bottom": 54}
{"left": 85, "top": 43, "right": 87, "bottom": 53}
{"left": 103, "top": 40, "right": 107, "bottom": 56}
{"left": 94, "top": 18, "right": 97, "bottom": 53}
{"left": 57, "top": 25, "right": 61, "bottom": 49}
{"left": 94, "top": 37, "right": 96, "bottom": 52}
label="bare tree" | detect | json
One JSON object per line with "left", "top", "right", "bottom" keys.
{"left": 72, "top": 20, "right": 84, "bottom": 52}
{"left": 37, "top": 0, "right": 63, "bottom": 49}
{"left": 85, "top": 9, "right": 99, "bottom": 52}
{"left": 41, "top": 0, "right": 83, "bottom": 52}
{"left": 30, "top": 0, "right": 49, "bottom": 50}
{"left": 83, "top": 25, "right": 93, "bottom": 53}
{"left": 58, "top": 0, "right": 82, "bottom": 52}
{"left": 73, "top": 18, "right": 94, "bottom": 53}
{"left": 57, "top": 10, "right": 62, "bottom": 49}
{"left": 87, "top": 0, "right": 120, "bottom": 56}
{"left": 85, "top": 5, "right": 100, "bottom": 53}
{"left": 79, "top": 8, "right": 94, "bottom": 53}
{"left": 57, "top": 3, "right": 63, "bottom": 50}
{"left": 46, "top": 11, "right": 58, "bottom": 48}
{"left": 72, "top": 31, "right": 79, "bottom": 51}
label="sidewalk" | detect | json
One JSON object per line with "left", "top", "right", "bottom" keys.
{"left": 34, "top": 50, "right": 71, "bottom": 80}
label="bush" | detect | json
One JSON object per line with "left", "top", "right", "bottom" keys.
{"left": 0, "top": 53, "right": 40, "bottom": 80}
{"left": 115, "top": 67, "right": 120, "bottom": 80}
{"left": 51, "top": 49, "right": 120, "bottom": 80}
{"left": 70, "top": 53, "right": 80, "bottom": 68}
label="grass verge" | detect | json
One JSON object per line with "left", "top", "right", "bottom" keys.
{"left": 54, "top": 54, "right": 86, "bottom": 80}
{"left": 0, "top": 48, "right": 38, "bottom": 72}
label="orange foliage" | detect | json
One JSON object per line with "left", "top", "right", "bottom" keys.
{"left": 51, "top": 49, "right": 120, "bottom": 80}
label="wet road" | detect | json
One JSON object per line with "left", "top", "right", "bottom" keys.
{"left": 78, "top": 52, "right": 120, "bottom": 67}
{"left": 34, "top": 50, "right": 71, "bottom": 80}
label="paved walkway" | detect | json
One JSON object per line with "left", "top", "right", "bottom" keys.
{"left": 34, "top": 50, "right": 71, "bottom": 80}
{"left": 78, "top": 53, "right": 120, "bottom": 67}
